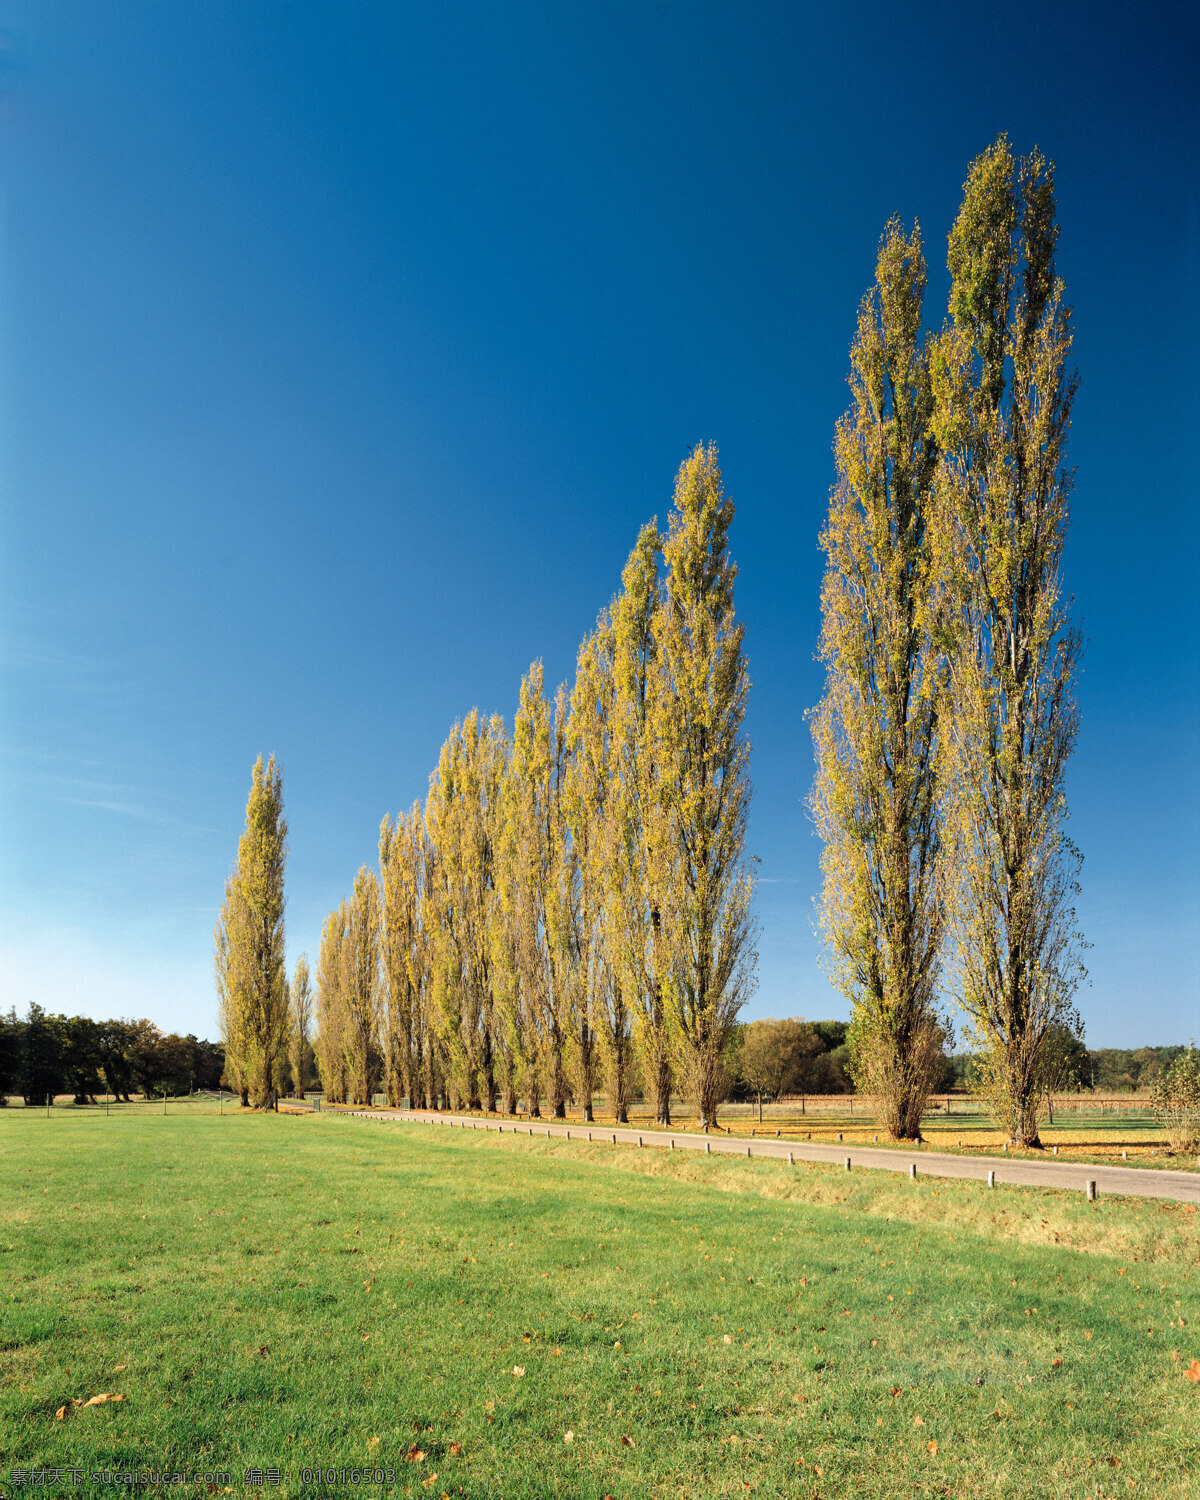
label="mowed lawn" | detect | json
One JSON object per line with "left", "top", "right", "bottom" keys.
{"left": 1, "top": 1111, "right": 1198, "bottom": 1499}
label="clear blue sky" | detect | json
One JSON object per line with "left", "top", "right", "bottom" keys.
{"left": 1, "top": 1, "right": 1196, "bottom": 1047}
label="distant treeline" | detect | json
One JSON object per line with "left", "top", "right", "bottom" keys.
{"left": 0, "top": 1005, "right": 224, "bottom": 1106}
{"left": 729, "top": 1020, "right": 1190, "bottom": 1105}
{"left": 944, "top": 1043, "right": 1189, "bottom": 1094}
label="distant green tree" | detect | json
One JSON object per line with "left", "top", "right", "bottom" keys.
{"left": 62, "top": 1016, "right": 104, "bottom": 1104}
{"left": 811, "top": 1021, "right": 849, "bottom": 1052}
{"left": 21, "top": 1003, "right": 66, "bottom": 1106}
{"left": 0, "top": 1008, "right": 22, "bottom": 1102}
{"left": 97, "top": 1021, "right": 137, "bottom": 1100}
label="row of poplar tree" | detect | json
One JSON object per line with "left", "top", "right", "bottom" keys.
{"left": 216, "top": 134, "right": 1087, "bottom": 1150}
{"left": 215, "top": 443, "right": 757, "bottom": 1129}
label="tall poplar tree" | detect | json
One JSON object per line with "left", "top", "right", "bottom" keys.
{"left": 491, "top": 766, "right": 529, "bottom": 1116}
{"left": 425, "top": 712, "right": 506, "bottom": 1111}
{"left": 931, "top": 137, "right": 1085, "bottom": 1147}
{"left": 567, "top": 620, "right": 631, "bottom": 1123}
{"left": 380, "top": 806, "right": 433, "bottom": 1109}
{"left": 344, "top": 865, "right": 382, "bottom": 1105}
{"left": 507, "top": 666, "right": 570, "bottom": 1117}
{"left": 561, "top": 648, "right": 605, "bottom": 1123}
{"left": 608, "top": 522, "right": 674, "bottom": 1124}
{"left": 811, "top": 219, "right": 947, "bottom": 1141}
{"left": 214, "top": 875, "right": 249, "bottom": 1105}
{"left": 314, "top": 901, "right": 350, "bottom": 1104}
{"left": 223, "top": 755, "right": 288, "bottom": 1110}
{"left": 288, "top": 953, "right": 314, "bottom": 1099}
{"left": 654, "top": 445, "right": 757, "bottom": 1130}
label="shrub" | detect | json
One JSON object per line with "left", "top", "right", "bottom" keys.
{"left": 1151, "top": 1045, "right": 1200, "bottom": 1154}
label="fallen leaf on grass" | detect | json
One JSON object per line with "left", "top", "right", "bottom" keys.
{"left": 890, "top": 1387, "right": 902, "bottom": 1397}
{"left": 83, "top": 1394, "right": 125, "bottom": 1407}
{"left": 366, "top": 1437, "right": 380, "bottom": 1453}
{"left": 419, "top": 1473, "right": 438, "bottom": 1489}
{"left": 511, "top": 1366, "right": 525, "bottom": 1377}
{"left": 620, "top": 1435, "right": 634, "bottom": 1448}
{"left": 1185, "top": 1360, "right": 1200, "bottom": 1383}
{"left": 406, "top": 1447, "right": 427, "bottom": 1464}
{"left": 112, "top": 1365, "right": 127, "bottom": 1373}
{"left": 926, "top": 1440, "right": 938, "bottom": 1455}
{"left": 563, "top": 1432, "right": 573, "bottom": 1445}
{"left": 448, "top": 1442, "right": 462, "bottom": 1457}
{"left": 912, "top": 1415, "right": 924, "bottom": 1426}
{"left": 1051, "top": 1358, "right": 1062, "bottom": 1368}
{"left": 723, "top": 1335, "right": 733, "bottom": 1344}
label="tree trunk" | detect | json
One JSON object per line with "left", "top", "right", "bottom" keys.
{"left": 654, "top": 1055, "right": 672, "bottom": 1127}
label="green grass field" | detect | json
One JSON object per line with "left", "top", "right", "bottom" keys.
{"left": 2, "top": 1107, "right": 1197, "bottom": 1499}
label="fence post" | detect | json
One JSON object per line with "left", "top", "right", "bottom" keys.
{"left": 1086, "top": 1180, "right": 1097, "bottom": 1202}
{"left": 909, "top": 1163, "right": 917, "bottom": 1180}
{"left": 987, "top": 1169, "right": 995, "bottom": 1188}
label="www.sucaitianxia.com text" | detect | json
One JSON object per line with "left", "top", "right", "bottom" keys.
{"left": 8, "top": 1465, "right": 399, "bottom": 1487}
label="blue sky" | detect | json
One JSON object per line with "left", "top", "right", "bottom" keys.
{"left": 0, "top": 1, "right": 1196, "bottom": 1047}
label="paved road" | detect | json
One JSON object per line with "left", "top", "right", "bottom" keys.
{"left": 329, "top": 1107, "right": 1200, "bottom": 1206}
